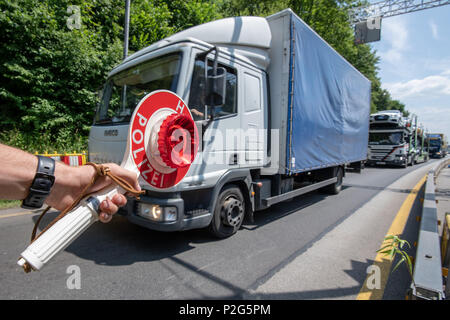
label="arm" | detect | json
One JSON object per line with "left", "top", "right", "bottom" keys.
{"left": 0, "top": 143, "right": 140, "bottom": 223}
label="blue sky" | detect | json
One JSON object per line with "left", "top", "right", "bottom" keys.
{"left": 369, "top": 4, "right": 450, "bottom": 139}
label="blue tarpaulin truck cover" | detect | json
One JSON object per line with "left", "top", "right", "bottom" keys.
{"left": 285, "top": 13, "right": 371, "bottom": 173}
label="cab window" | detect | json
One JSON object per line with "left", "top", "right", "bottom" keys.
{"left": 188, "top": 57, "right": 237, "bottom": 121}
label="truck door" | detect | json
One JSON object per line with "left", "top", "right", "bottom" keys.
{"left": 187, "top": 52, "right": 241, "bottom": 175}
{"left": 239, "top": 69, "right": 267, "bottom": 168}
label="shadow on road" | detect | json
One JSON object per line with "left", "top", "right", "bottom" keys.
{"left": 343, "top": 183, "right": 413, "bottom": 194}
{"left": 244, "top": 259, "right": 374, "bottom": 300}
{"left": 26, "top": 188, "right": 364, "bottom": 299}
{"left": 26, "top": 174, "right": 420, "bottom": 299}
{"left": 32, "top": 210, "right": 214, "bottom": 267}
{"left": 243, "top": 190, "right": 330, "bottom": 231}
{"left": 31, "top": 189, "right": 331, "bottom": 269}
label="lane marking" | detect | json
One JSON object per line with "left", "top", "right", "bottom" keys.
{"left": 0, "top": 211, "right": 38, "bottom": 219}
{"left": 356, "top": 174, "right": 427, "bottom": 300}
{"left": 0, "top": 209, "right": 55, "bottom": 220}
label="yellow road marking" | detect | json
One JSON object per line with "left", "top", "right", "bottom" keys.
{"left": 0, "top": 209, "right": 56, "bottom": 219}
{"left": 0, "top": 210, "right": 38, "bottom": 219}
{"left": 356, "top": 174, "right": 427, "bottom": 300}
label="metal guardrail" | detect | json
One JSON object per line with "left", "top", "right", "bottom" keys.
{"left": 410, "top": 158, "right": 450, "bottom": 300}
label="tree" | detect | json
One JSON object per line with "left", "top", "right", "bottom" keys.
{"left": 0, "top": 0, "right": 179, "bottom": 151}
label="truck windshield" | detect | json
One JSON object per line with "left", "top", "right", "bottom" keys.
{"left": 95, "top": 53, "right": 181, "bottom": 124}
{"left": 429, "top": 139, "right": 441, "bottom": 146}
{"left": 369, "top": 132, "right": 403, "bottom": 145}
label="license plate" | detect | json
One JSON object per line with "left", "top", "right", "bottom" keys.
{"left": 376, "top": 161, "right": 386, "bottom": 165}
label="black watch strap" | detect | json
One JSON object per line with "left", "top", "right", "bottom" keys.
{"left": 21, "top": 155, "right": 56, "bottom": 209}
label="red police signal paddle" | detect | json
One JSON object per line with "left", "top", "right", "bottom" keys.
{"left": 17, "top": 90, "right": 198, "bottom": 272}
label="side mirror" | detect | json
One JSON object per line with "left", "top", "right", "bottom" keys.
{"left": 206, "top": 67, "right": 227, "bottom": 107}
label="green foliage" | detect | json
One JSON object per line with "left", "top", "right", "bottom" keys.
{"left": 218, "top": 0, "right": 287, "bottom": 17}
{"left": 129, "top": 1, "right": 174, "bottom": 51}
{"left": 0, "top": 0, "right": 408, "bottom": 152}
{"left": 377, "top": 235, "right": 415, "bottom": 284}
{"left": 0, "top": 200, "right": 21, "bottom": 209}
{"left": 158, "top": 0, "right": 222, "bottom": 32}
{"left": 0, "top": 0, "right": 123, "bottom": 150}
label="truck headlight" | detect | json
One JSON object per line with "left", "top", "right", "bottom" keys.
{"left": 139, "top": 204, "right": 163, "bottom": 221}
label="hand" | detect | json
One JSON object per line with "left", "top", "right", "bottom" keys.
{"left": 46, "top": 162, "right": 141, "bottom": 223}
{"left": 190, "top": 108, "right": 204, "bottom": 118}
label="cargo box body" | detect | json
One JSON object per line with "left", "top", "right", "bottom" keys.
{"left": 266, "top": 9, "right": 371, "bottom": 175}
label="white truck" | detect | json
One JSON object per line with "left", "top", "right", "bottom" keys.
{"left": 89, "top": 9, "right": 371, "bottom": 238}
{"left": 367, "top": 110, "right": 417, "bottom": 168}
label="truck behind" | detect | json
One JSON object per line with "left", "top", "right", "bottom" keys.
{"left": 428, "top": 133, "right": 448, "bottom": 158}
{"left": 367, "top": 110, "right": 428, "bottom": 167}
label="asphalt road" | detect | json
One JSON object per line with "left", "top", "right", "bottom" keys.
{"left": 0, "top": 159, "right": 439, "bottom": 299}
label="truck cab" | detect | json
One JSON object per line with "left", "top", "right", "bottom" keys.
{"left": 368, "top": 110, "right": 413, "bottom": 167}
{"left": 428, "top": 133, "right": 448, "bottom": 158}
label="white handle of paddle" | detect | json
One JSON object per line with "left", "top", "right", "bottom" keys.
{"left": 17, "top": 186, "right": 121, "bottom": 271}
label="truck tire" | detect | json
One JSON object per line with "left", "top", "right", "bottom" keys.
{"left": 408, "top": 155, "right": 413, "bottom": 166}
{"left": 209, "top": 185, "right": 245, "bottom": 238}
{"left": 321, "top": 166, "right": 343, "bottom": 195}
{"left": 402, "top": 158, "right": 408, "bottom": 168}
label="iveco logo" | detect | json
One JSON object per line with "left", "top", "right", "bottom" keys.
{"left": 104, "top": 129, "right": 118, "bottom": 136}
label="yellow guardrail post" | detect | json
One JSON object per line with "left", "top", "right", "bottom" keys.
{"left": 442, "top": 212, "right": 450, "bottom": 298}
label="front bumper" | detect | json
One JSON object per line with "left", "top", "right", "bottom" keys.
{"left": 367, "top": 158, "right": 406, "bottom": 166}
{"left": 120, "top": 194, "right": 212, "bottom": 232}
{"left": 430, "top": 153, "right": 442, "bottom": 158}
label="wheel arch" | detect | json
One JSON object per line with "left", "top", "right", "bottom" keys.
{"left": 208, "top": 169, "right": 254, "bottom": 223}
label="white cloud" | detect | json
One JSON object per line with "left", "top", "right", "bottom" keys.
{"left": 383, "top": 72, "right": 450, "bottom": 138}
{"left": 384, "top": 74, "right": 450, "bottom": 99}
{"left": 430, "top": 20, "right": 439, "bottom": 39}
{"left": 379, "top": 18, "right": 409, "bottom": 64}
{"left": 422, "top": 58, "right": 450, "bottom": 74}
{"left": 408, "top": 105, "right": 450, "bottom": 138}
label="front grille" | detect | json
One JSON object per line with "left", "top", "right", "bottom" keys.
{"left": 370, "top": 149, "right": 390, "bottom": 154}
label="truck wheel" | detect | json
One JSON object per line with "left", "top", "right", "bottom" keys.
{"left": 209, "top": 185, "right": 245, "bottom": 238}
{"left": 402, "top": 159, "right": 408, "bottom": 168}
{"left": 321, "top": 166, "right": 343, "bottom": 195}
{"left": 408, "top": 156, "right": 413, "bottom": 166}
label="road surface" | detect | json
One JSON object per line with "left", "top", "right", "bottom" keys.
{"left": 0, "top": 159, "right": 439, "bottom": 299}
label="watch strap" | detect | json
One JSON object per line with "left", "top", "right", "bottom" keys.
{"left": 21, "top": 156, "right": 56, "bottom": 209}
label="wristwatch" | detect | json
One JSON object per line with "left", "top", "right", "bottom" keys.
{"left": 21, "top": 155, "right": 56, "bottom": 209}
